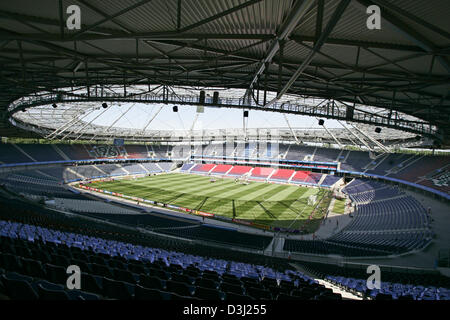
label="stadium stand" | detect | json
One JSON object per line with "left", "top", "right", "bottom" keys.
{"left": 0, "top": 142, "right": 447, "bottom": 197}
{"left": 2, "top": 0, "right": 450, "bottom": 303}
{"left": 56, "top": 145, "right": 92, "bottom": 161}
{"left": 269, "top": 169, "right": 295, "bottom": 182}
{"left": 227, "top": 166, "right": 253, "bottom": 177}
{"left": 0, "top": 200, "right": 342, "bottom": 301}
{"left": 191, "top": 164, "right": 216, "bottom": 173}
{"left": 158, "top": 163, "right": 173, "bottom": 172}
{"left": 290, "top": 171, "right": 322, "bottom": 186}
{"left": 321, "top": 175, "right": 341, "bottom": 187}
{"left": 250, "top": 167, "right": 275, "bottom": 180}
{"left": 299, "top": 261, "right": 450, "bottom": 300}
{"left": 124, "top": 145, "right": 148, "bottom": 159}
{"left": 15, "top": 144, "right": 64, "bottom": 162}
{"left": 120, "top": 164, "right": 147, "bottom": 175}
{"left": 210, "top": 165, "right": 233, "bottom": 175}
{"left": 283, "top": 178, "right": 433, "bottom": 257}
{"left": 140, "top": 163, "right": 164, "bottom": 173}
{"left": 0, "top": 144, "right": 34, "bottom": 163}
{"left": 180, "top": 163, "right": 195, "bottom": 172}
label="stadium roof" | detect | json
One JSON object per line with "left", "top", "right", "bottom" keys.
{"left": 0, "top": 0, "right": 449, "bottom": 145}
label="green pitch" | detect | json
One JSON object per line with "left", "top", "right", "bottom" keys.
{"left": 88, "top": 173, "right": 332, "bottom": 232}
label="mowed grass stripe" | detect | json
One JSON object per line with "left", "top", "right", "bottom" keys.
{"left": 135, "top": 173, "right": 208, "bottom": 187}
{"left": 135, "top": 174, "right": 209, "bottom": 189}
{"left": 115, "top": 174, "right": 228, "bottom": 199}
{"left": 251, "top": 185, "right": 300, "bottom": 223}
{"left": 252, "top": 186, "right": 318, "bottom": 226}
{"left": 140, "top": 174, "right": 244, "bottom": 197}
{"left": 200, "top": 178, "right": 276, "bottom": 199}
{"left": 173, "top": 178, "right": 241, "bottom": 197}
{"left": 198, "top": 198, "right": 234, "bottom": 217}
{"left": 198, "top": 183, "right": 274, "bottom": 218}
{"left": 198, "top": 182, "right": 272, "bottom": 215}
{"left": 161, "top": 179, "right": 237, "bottom": 199}
{"left": 234, "top": 184, "right": 288, "bottom": 220}
{"left": 261, "top": 187, "right": 315, "bottom": 221}
{"left": 86, "top": 172, "right": 329, "bottom": 232}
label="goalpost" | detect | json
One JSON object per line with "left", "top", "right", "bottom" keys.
{"left": 308, "top": 194, "right": 317, "bottom": 206}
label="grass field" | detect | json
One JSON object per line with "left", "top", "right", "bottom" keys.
{"left": 88, "top": 173, "right": 332, "bottom": 232}
{"left": 333, "top": 199, "right": 346, "bottom": 214}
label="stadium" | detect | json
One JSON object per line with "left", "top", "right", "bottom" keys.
{"left": 0, "top": 0, "right": 449, "bottom": 306}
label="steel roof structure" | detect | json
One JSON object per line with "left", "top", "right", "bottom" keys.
{"left": 0, "top": 0, "right": 449, "bottom": 145}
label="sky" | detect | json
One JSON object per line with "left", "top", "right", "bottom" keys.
{"left": 82, "top": 102, "right": 344, "bottom": 132}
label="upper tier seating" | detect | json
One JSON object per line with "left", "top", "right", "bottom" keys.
{"left": 0, "top": 144, "right": 35, "bottom": 163}
{"left": 287, "top": 145, "right": 316, "bottom": 161}
{"left": 393, "top": 155, "right": 448, "bottom": 183}
{"left": 56, "top": 145, "right": 92, "bottom": 160}
{"left": 313, "top": 148, "right": 341, "bottom": 162}
{"left": 340, "top": 151, "right": 372, "bottom": 171}
{"left": 16, "top": 144, "right": 64, "bottom": 162}
{"left": 124, "top": 145, "right": 148, "bottom": 159}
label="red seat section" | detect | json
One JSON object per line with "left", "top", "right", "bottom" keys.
{"left": 227, "top": 165, "right": 252, "bottom": 176}
{"left": 250, "top": 167, "right": 275, "bottom": 179}
{"left": 191, "top": 163, "right": 216, "bottom": 172}
{"left": 270, "top": 169, "right": 295, "bottom": 181}
{"left": 305, "top": 172, "right": 322, "bottom": 184}
{"left": 291, "top": 170, "right": 322, "bottom": 185}
{"left": 211, "top": 164, "right": 233, "bottom": 174}
{"left": 291, "top": 170, "right": 311, "bottom": 182}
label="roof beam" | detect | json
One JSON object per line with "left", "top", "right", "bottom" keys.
{"left": 178, "top": 0, "right": 263, "bottom": 33}
{"left": 370, "top": 0, "right": 450, "bottom": 41}
{"left": 266, "top": 0, "right": 351, "bottom": 106}
{"left": 70, "top": 0, "right": 154, "bottom": 39}
{"left": 355, "top": 0, "right": 450, "bottom": 74}
{"left": 247, "top": 0, "right": 316, "bottom": 92}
